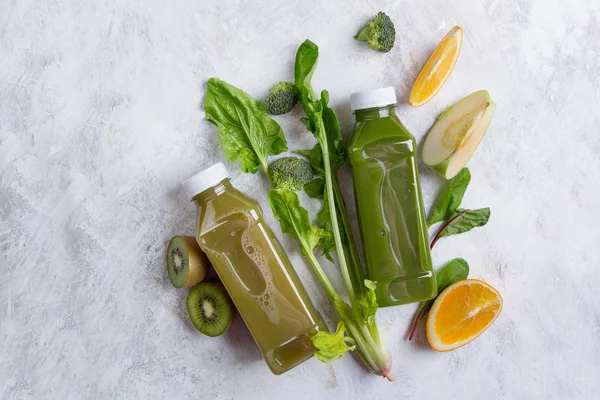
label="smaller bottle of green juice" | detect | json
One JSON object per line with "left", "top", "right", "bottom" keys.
{"left": 348, "top": 88, "right": 437, "bottom": 307}
{"left": 182, "top": 163, "right": 327, "bottom": 374}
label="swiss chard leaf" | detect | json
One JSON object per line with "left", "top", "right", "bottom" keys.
{"left": 267, "top": 189, "right": 329, "bottom": 255}
{"left": 311, "top": 321, "right": 356, "bottom": 363}
{"left": 438, "top": 208, "right": 491, "bottom": 238}
{"left": 408, "top": 258, "right": 469, "bottom": 340}
{"left": 204, "top": 78, "right": 287, "bottom": 173}
{"left": 428, "top": 168, "right": 471, "bottom": 227}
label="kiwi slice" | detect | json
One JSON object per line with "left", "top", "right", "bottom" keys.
{"left": 186, "top": 281, "right": 236, "bottom": 337}
{"left": 166, "top": 236, "right": 209, "bottom": 288}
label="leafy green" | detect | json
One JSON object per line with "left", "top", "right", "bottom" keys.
{"left": 439, "top": 208, "right": 491, "bottom": 238}
{"left": 408, "top": 259, "right": 470, "bottom": 340}
{"left": 303, "top": 178, "right": 325, "bottom": 199}
{"left": 358, "top": 280, "right": 378, "bottom": 326}
{"left": 428, "top": 168, "right": 471, "bottom": 227}
{"left": 311, "top": 321, "right": 356, "bottom": 363}
{"left": 204, "top": 78, "right": 287, "bottom": 173}
{"left": 296, "top": 145, "right": 325, "bottom": 176}
{"left": 268, "top": 189, "right": 329, "bottom": 255}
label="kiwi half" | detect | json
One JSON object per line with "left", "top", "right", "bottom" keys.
{"left": 186, "top": 281, "right": 236, "bottom": 337}
{"left": 166, "top": 236, "right": 209, "bottom": 288}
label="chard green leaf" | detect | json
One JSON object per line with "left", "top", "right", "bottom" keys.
{"left": 204, "top": 78, "right": 287, "bottom": 173}
{"left": 428, "top": 168, "right": 471, "bottom": 227}
{"left": 311, "top": 321, "right": 356, "bottom": 363}
{"left": 304, "top": 178, "right": 325, "bottom": 199}
{"left": 435, "top": 258, "right": 469, "bottom": 292}
{"left": 358, "top": 280, "right": 379, "bottom": 325}
{"left": 408, "top": 258, "right": 469, "bottom": 340}
{"left": 268, "top": 189, "right": 329, "bottom": 255}
{"left": 438, "top": 208, "right": 491, "bottom": 238}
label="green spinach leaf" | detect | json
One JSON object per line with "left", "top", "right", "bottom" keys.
{"left": 204, "top": 78, "right": 287, "bottom": 173}
{"left": 268, "top": 188, "right": 329, "bottom": 255}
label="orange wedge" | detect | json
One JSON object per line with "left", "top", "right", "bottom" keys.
{"left": 426, "top": 279, "right": 502, "bottom": 352}
{"left": 409, "top": 26, "right": 463, "bottom": 107}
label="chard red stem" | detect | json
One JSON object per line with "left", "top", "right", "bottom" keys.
{"left": 408, "top": 306, "right": 426, "bottom": 341}
{"left": 429, "top": 209, "right": 468, "bottom": 249}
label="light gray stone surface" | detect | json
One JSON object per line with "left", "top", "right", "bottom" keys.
{"left": 1, "top": 0, "right": 599, "bottom": 399}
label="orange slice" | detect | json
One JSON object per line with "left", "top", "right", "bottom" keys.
{"left": 426, "top": 279, "right": 502, "bottom": 352}
{"left": 409, "top": 26, "right": 463, "bottom": 107}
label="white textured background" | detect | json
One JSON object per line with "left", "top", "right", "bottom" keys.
{"left": 1, "top": 0, "right": 599, "bottom": 399}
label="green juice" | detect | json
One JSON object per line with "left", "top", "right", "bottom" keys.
{"left": 348, "top": 89, "right": 436, "bottom": 307}
{"left": 185, "top": 164, "right": 327, "bottom": 374}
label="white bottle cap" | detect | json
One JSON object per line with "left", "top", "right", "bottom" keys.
{"left": 350, "top": 87, "right": 397, "bottom": 111}
{"left": 181, "top": 162, "right": 229, "bottom": 199}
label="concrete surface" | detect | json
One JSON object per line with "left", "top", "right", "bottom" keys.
{"left": 1, "top": 0, "right": 599, "bottom": 399}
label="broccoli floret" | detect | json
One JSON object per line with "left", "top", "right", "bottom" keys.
{"left": 354, "top": 12, "right": 396, "bottom": 53}
{"left": 263, "top": 82, "right": 300, "bottom": 115}
{"left": 268, "top": 156, "right": 313, "bottom": 191}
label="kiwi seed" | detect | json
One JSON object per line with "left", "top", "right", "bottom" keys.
{"left": 166, "top": 236, "right": 209, "bottom": 288}
{"left": 186, "top": 281, "right": 236, "bottom": 337}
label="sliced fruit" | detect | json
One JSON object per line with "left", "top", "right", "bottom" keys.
{"left": 186, "top": 281, "right": 236, "bottom": 337}
{"left": 167, "top": 236, "right": 210, "bottom": 288}
{"left": 426, "top": 279, "right": 502, "bottom": 352}
{"left": 422, "top": 90, "right": 496, "bottom": 179}
{"left": 409, "top": 26, "right": 463, "bottom": 107}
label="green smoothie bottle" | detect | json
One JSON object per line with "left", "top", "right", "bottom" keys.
{"left": 182, "top": 163, "right": 327, "bottom": 374}
{"left": 348, "top": 88, "right": 436, "bottom": 307}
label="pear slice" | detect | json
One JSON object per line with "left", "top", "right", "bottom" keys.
{"left": 422, "top": 90, "right": 496, "bottom": 179}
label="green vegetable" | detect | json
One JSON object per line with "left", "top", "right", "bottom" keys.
{"left": 268, "top": 156, "right": 313, "bottom": 191}
{"left": 303, "top": 179, "right": 325, "bottom": 199}
{"left": 294, "top": 40, "right": 392, "bottom": 380}
{"left": 428, "top": 168, "right": 471, "bottom": 227}
{"left": 408, "top": 258, "right": 469, "bottom": 340}
{"left": 430, "top": 208, "right": 491, "bottom": 248}
{"left": 204, "top": 78, "right": 287, "bottom": 173}
{"left": 264, "top": 81, "right": 300, "bottom": 115}
{"left": 354, "top": 12, "right": 396, "bottom": 53}
{"left": 427, "top": 168, "right": 491, "bottom": 247}
{"left": 311, "top": 321, "right": 356, "bottom": 363}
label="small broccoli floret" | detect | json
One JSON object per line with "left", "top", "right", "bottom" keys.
{"left": 268, "top": 156, "right": 313, "bottom": 191}
{"left": 263, "top": 82, "right": 300, "bottom": 115}
{"left": 354, "top": 12, "right": 396, "bottom": 53}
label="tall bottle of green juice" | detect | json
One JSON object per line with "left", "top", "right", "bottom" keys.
{"left": 182, "top": 163, "right": 327, "bottom": 374}
{"left": 348, "top": 88, "right": 436, "bottom": 307}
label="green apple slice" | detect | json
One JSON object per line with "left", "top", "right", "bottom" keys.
{"left": 422, "top": 90, "right": 496, "bottom": 179}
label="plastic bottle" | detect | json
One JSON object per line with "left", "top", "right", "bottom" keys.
{"left": 348, "top": 88, "right": 437, "bottom": 306}
{"left": 182, "top": 163, "right": 327, "bottom": 374}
